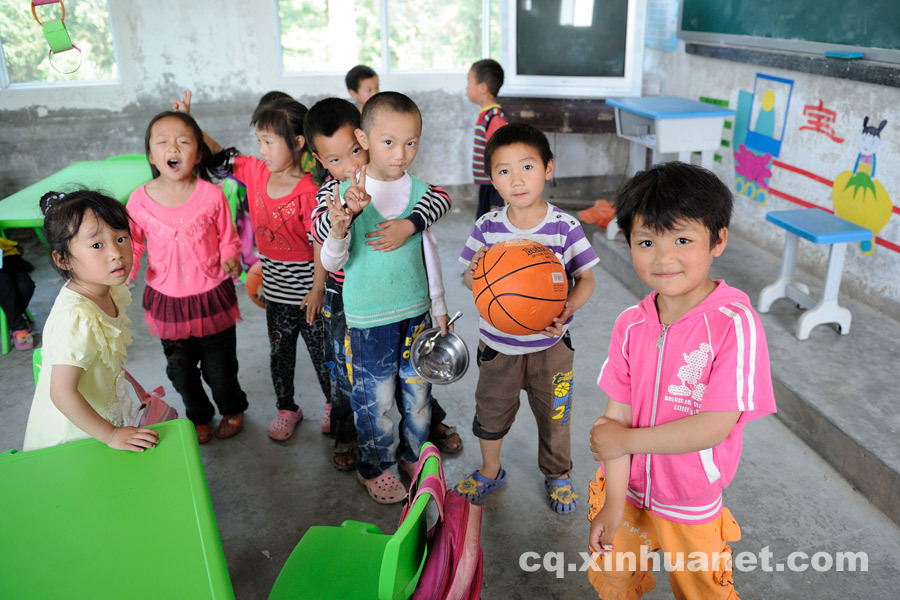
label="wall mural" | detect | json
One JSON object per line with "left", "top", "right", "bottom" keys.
{"left": 728, "top": 73, "right": 898, "bottom": 255}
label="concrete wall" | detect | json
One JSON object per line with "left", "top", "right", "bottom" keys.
{"left": 644, "top": 46, "right": 900, "bottom": 321}
{"left": 0, "top": 0, "right": 623, "bottom": 197}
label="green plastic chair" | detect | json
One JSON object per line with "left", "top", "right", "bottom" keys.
{"left": 268, "top": 443, "right": 441, "bottom": 600}
{"left": 32, "top": 347, "right": 42, "bottom": 386}
{"left": 0, "top": 306, "right": 34, "bottom": 355}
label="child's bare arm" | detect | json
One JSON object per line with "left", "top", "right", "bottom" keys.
{"left": 542, "top": 268, "right": 596, "bottom": 337}
{"left": 301, "top": 243, "right": 327, "bottom": 325}
{"left": 50, "top": 365, "right": 158, "bottom": 452}
{"left": 172, "top": 90, "right": 224, "bottom": 154}
{"left": 591, "top": 410, "right": 741, "bottom": 461}
{"left": 589, "top": 399, "right": 632, "bottom": 553}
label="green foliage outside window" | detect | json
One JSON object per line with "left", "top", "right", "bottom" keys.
{"left": 0, "top": 0, "right": 118, "bottom": 84}
{"left": 278, "top": 0, "right": 500, "bottom": 73}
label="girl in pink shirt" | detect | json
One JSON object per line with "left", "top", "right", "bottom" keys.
{"left": 173, "top": 92, "right": 330, "bottom": 443}
{"left": 128, "top": 111, "right": 248, "bottom": 444}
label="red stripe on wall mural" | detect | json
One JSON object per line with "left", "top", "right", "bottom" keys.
{"left": 771, "top": 159, "right": 900, "bottom": 215}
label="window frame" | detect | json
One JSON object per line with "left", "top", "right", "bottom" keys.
{"left": 276, "top": 0, "right": 495, "bottom": 78}
{"left": 0, "top": 0, "right": 122, "bottom": 90}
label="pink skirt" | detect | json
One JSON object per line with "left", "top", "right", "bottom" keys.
{"left": 143, "top": 278, "right": 241, "bottom": 340}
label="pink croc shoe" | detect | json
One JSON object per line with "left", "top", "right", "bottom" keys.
{"left": 268, "top": 409, "right": 303, "bottom": 441}
{"left": 357, "top": 470, "right": 406, "bottom": 504}
{"left": 12, "top": 330, "right": 34, "bottom": 351}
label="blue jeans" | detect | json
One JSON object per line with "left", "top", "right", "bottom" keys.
{"left": 349, "top": 312, "right": 432, "bottom": 479}
{"left": 322, "top": 278, "right": 355, "bottom": 443}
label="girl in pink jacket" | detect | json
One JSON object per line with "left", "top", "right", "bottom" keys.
{"left": 129, "top": 111, "right": 247, "bottom": 444}
{"left": 588, "top": 162, "right": 776, "bottom": 599}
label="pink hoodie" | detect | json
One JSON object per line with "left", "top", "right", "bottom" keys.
{"left": 598, "top": 281, "right": 777, "bottom": 524}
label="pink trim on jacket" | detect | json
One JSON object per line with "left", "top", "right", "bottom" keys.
{"left": 128, "top": 179, "right": 242, "bottom": 298}
{"left": 597, "top": 281, "right": 777, "bottom": 524}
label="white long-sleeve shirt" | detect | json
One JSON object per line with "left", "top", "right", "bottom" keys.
{"left": 321, "top": 173, "right": 448, "bottom": 318}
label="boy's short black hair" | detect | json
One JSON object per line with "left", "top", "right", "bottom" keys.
{"left": 345, "top": 64, "right": 378, "bottom": 92}
{"left": 360, "top": 91, "right": 421, "bottom": 132}
{"left": 470, "top": 59, "right": 504, "bottom": 98}
{"left": 483, "top": 123, "right": 553, "bottom": 176}
{"left": 304, "top": 97, "right": 362, "bottom": 154}
{"left": 614, "top": 162, "right": 732, "bottom": 248}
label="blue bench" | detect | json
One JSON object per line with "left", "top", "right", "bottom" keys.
{"left": 758, "top": 209, "right": 871, "bottom": 340}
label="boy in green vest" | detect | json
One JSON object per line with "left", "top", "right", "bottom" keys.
{"left": 321, "top": 92, "right": 450, "bottom": 504}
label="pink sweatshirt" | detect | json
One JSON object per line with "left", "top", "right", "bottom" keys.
{"left": 598, "top": 281, "right": 777, "bottom": 524}
{"left": 128, "top": 179, "right": 242, "bottom": 298}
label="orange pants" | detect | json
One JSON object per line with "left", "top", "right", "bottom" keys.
{"left": 586, "top": 471, "right": 741, "bottom": 600}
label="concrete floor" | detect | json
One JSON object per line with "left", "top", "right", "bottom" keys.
{"left": 1, "top": 190, "right": 899, "bottom": 599}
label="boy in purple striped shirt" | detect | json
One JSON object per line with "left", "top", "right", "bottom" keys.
{"left": 456, "top": 123, "right": 599, "bottom": 514}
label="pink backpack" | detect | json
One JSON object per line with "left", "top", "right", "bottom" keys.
{"left": 401, "top": 445, "right": 484, "bottom": 600}
{"left": 123, "top": 369, "right": 178, "bottom": 427}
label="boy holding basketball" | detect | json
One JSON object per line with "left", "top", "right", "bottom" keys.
{"left": 457, "top": 123, "right": 599, "bottom": 514}
{"left": 587, "top": 162, "right": 776, "bottom": 598}
{"left": 320, "top": 92, "right": 450, "bottom": 505}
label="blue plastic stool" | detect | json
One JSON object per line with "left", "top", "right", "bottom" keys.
{"left": 758, "top": 209, "right": 871, "bottom": 340}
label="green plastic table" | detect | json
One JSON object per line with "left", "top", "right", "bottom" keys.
{"left": 0, "top": 418, "right": 234, "bottom": 599}
{"left": 0, "top": 155, "right": 152, "bottom": 242}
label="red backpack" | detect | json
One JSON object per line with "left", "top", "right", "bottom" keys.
{"left": 400, "top": 445, "right": 484, "bottom": 600}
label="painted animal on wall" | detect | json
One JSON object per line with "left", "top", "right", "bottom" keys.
{"left": 832, "top": 116, "right": 894, "bottom": 254}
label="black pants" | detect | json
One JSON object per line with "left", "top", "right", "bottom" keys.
{"left": 0, "top": 255, "right": 35, "bottom": 331}
{"left": 266, "top": 300, "right": 331, "bottom": 412}
{"left": 475, "top": 184, "right": 504, "bottom": 220}
{"left": 161, "top": 326, "right": 249, "bottom": 424}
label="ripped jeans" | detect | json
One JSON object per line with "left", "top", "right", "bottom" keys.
{"left": 349, "top": 312, "right": 432, "bottom": 479}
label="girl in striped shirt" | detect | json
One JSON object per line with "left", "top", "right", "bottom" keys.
{"left": 174, "top": 92, "right": 330, "bottom": 442}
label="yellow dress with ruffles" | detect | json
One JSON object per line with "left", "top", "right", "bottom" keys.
{"left": 23, "top": 284, "right": 135, "bottom": 451}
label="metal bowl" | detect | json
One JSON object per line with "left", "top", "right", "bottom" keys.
{"left": 411, "top": 327, "right": 470, "bottom": 385}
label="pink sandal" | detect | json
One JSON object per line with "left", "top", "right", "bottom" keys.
{"left": 357, "top": 470, "right": 406, "bottom": 504}
{"left": 12, "top": 330, "right": 34, "bottom": 351}
{"left": 268, "top": 409, "right": 303, "bottom": 441}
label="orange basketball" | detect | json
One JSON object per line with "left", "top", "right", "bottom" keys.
{"left": 245, "top": 262, "right": 266, "bottom": 308}
{"left": 471, "top": 240, "right": 568, "bottom": 335}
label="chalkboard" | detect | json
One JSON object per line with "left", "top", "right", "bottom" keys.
{"left": 679, "top": 0, "right": 900, "bottom": 63}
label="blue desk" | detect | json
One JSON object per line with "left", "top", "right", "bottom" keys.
{"left": 604, "top": 96, "right": 735, "bottom": 239}
{"left": 758, "top": 209, "right": 871, "bottom": 340}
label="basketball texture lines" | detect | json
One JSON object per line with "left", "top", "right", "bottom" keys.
{"left": 472, "top": 241, "right": 568, "bottom": 336}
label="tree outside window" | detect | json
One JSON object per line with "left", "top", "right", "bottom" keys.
{"left": 278, "top": 0, "right": 500, "bottom": 74}
{"left": 0, "top": 0, "right": 118, "bottom": 86}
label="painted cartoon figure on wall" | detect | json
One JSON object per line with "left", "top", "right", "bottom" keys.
{"left": 832, "top": 117, "right": 894, "bottom": 254}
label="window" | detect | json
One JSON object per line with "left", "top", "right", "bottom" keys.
{"left": 0, "top": 0, "right": 118, "bottom": 87}
{"left": 278, "top": 0, "right": 499, "bottom": 74}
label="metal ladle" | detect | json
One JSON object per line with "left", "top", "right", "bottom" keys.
{"left": 421, "top": 311, "right": 462, "bottom": 355}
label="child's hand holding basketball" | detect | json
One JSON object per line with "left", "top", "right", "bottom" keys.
{"left": 541, "top": 302, "right": 572, "bottom": 337}
{"left": 326, "top": 187, "right": 352, "bottom": 239}
{"left": 468, "top": 246, "right": 489, "bottom": 273}
{"left": 343, "top": 166, "right": 371, "bottom": 214}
